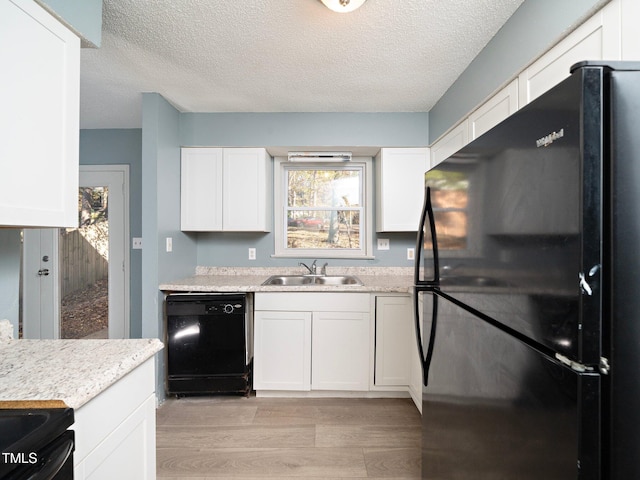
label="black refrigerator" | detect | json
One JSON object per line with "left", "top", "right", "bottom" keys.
{"left": 413, "top": 61, "right": 640, "bottom": 479}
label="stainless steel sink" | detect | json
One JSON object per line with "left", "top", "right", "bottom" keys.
{"left": 262, "top": 275, "right": 363, "bottom": 286}
{"left": 314, "top": 275, "right": 362, "bottom": 285}
{"left": 261, "top": 275, "right": 315, "bottom": 286}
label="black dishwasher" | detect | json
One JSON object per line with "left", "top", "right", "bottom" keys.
{"left": 165, "top": 293, "right": 252, "bottom": 396}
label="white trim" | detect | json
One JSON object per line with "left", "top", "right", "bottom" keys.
{"left": 272, "top": 157, "right": 374, "bottom": 259}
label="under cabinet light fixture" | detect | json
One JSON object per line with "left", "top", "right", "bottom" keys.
{"left": 319, "top": 0, "right": 367, "bottom": 13}
{"left": 288, "top": 151, "right": 352, "bottom": 162}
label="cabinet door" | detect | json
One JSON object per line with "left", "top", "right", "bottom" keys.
{"left": 374, "top": 296, "right": 412, "bottom": 387}
{"left": 75, "top": 395, "right": 156, "bottom": 480}
{"left": 254, "top": 311, "right": 311, "bottom": 391}
{"left": 73, "top": 359, "right": 156, "bottom": 479}
{"left": 430, "top": 121, "right": 469, "bottom": 167}
{"left": 468, "top": 79, "right": 519, "bottom": 141}
{"left": 375, "top": 148, "right": 429, "bottom": 232}
{"left": 518, "top": 5, "right": 620, "bottom": 107}
{"left": 223, "top": 148, "right": 270, "bottom": 231}
{"left": 312, "top": 311, "right": 370, "bottom": 391}
{"left": 0, "top": 0, "right": 79, "bottom": 227}
{"left": 180, "top": 148, "right": 223, "bottom": 231}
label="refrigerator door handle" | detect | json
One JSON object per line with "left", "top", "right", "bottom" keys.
{"left": 414, "top": 186, "right": 440, "bottom": 285}
{"left": 414, "top": 287, "right": 439, "bottom": 387}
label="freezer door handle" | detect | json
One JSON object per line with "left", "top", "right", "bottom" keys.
{"left": 414, "top": 287, "right": 439, "bottom": 387}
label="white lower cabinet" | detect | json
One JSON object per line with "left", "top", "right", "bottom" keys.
{"left": 73, "top": 358, "right": 157, "bottom": 479}
{"left": 253, "top": 293, "right": 370, "bottom": 392}
{"left": 253, "top": 310, "right": 312, "bottom": 391}
{"left": 312, "top": 311, "right": 370, "bottom": 391}
{"left": 374, "top": 296, "right": 412, "bottom": 387}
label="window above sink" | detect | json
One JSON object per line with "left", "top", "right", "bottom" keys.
{"left": 273, "top": 157, "right": 374, "bottom": 259}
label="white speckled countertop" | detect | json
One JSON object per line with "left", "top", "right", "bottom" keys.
{"left": 160, "top": 266, "right": 415, "bottom": 293}
{"left": 0, "top": 339, "right": 163, "bottom": 409}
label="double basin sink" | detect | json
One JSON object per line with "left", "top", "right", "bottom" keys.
{"left": 262, "top": 275, "right": 363, "bottom": 286}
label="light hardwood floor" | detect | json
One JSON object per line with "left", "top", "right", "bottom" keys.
{"left": 156, "top": 396, "right": 421, "bottom": 479}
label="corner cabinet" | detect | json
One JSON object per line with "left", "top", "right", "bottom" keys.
{"left": 253, "top": 293, "right": 370, "bottom": 392}
{"left": 0, "top": 0, "right": 79, "bottom": 228}
{"left": 375, "top": 148, "right": 429, "bottom": 232}
{"left": 180, "top": 147, "right": 272, "bottom": 231}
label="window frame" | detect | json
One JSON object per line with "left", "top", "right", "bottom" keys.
{"left": 273, "top": 156, "right": 374, "bottom": 259}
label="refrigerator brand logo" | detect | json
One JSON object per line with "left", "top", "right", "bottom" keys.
{"left": 536, "top": 128, "right": 564, "bottom": 148}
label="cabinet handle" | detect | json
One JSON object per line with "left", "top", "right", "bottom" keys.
{"left": 38, "top": 268, "right": 50, "bottom": 276}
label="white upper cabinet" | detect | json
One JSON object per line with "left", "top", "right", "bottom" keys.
{"left": 0, "top": 0, "right": 80, "bottom": 228}
{"left": 468, "top": 79, "right": 519, "bottom": 141}
{"left": 222, "top": 148, "right": 271, "bottom": 231}
{"left": 518, "top": 2, "right": 621, "bottom": 107}
{"left": 181, "top": 148, "right": 223, "bottom": 230}
{"left": 430, "top": 121, "right": 469, "bottom": 167}
{"left": 375, "top": 148, "right": 429, "bottom": 232}
{"left": 181, "top": 147, "right": 271, "bottom": 232}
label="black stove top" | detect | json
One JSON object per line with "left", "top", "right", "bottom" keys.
{"left": 0, "top": 408, "right": 74, "bottom": 478}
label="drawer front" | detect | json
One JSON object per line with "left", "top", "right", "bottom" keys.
{"left": 254, "top": 292, "right": 370, "bottom": 312}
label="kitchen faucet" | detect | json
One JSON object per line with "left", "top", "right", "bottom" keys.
{"left": 300, "top": 259, "right": 328, "bottom": 276}
{"left": 299, "top": 260, "right": 317, "bottom": 275}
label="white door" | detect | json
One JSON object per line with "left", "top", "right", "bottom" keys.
{"left": 22, "top": 166, "right": 129, "bottom": 339}
{"left": 22, "top": 229, "right": 60, "bottom": 338}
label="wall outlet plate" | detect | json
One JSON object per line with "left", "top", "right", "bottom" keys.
{"left": 407, "top": 248, "right": 415, "bottom": 260}
{"left": 248, "top": 248, "right": 256, "bottom": 260}
{"left": 377, "top": 238, "right": 390, "bottom": 250}
{"left": 132, "top": 237, "right": 143, "bottom": 249}
{"left": 166, "top": 237, "right": 173, "bottom": 252}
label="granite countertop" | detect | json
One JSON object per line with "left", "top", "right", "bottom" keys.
{"left": 160, "top": 266, "right": 415, "bottom": 294}
{"left": 0, "top": 338, "right": 163, "bottom": 409}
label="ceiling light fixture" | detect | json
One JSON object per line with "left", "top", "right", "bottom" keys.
{"left": 319, "top": 0, "right": 367, "bottom": 13}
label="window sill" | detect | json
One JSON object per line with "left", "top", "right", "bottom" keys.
{"left": 271, "top": 253, "right": 376, "bottom": 260}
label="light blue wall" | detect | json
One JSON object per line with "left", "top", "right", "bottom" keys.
{"left": 429, "top": 0, "right": 608, "bottom": 141}
{"left": 181, "top": 112, "right": 429, "bottom": 147}
{"left": 180, "top": 112, "right": 430, "bottom": 268}
{"left": 80, "top": 129, "right": 143, "bottom": 337}
{"left": 142, "top": 93, "right": 198, "bottom": 337}
{"left": 0, "top": 230, "right": 22, "bottom": 336}
{"left": 142, "top": 93, "right": 198, "bottom": 399}
{"left": 38, "top": 0, "right": 102, "bottom": 47}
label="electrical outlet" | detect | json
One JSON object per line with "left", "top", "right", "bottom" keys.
{"left": 248, "top": 248, "right": 256, "bottom": 260}
{"left": 407, "top": 248, "right": 415, "bottom": 260}
{"left": 377, "top": 238, "right": 390, "bottom": 250}
{"left": 132, "top": 237, "right": 143, "bottom": 250}
{"left": 166, "top": 237, "right": 173, "bottom": 253}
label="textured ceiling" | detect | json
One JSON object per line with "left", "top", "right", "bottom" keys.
{"left": 80, "top": 0, "right": 525, "bottom": 129}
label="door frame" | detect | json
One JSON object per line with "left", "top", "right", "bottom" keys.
{"left": 22, "top": 165, "right": 130, "bottom": 339}
{"left": 80, "top": 165, "right": 130, "bottom": 338}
